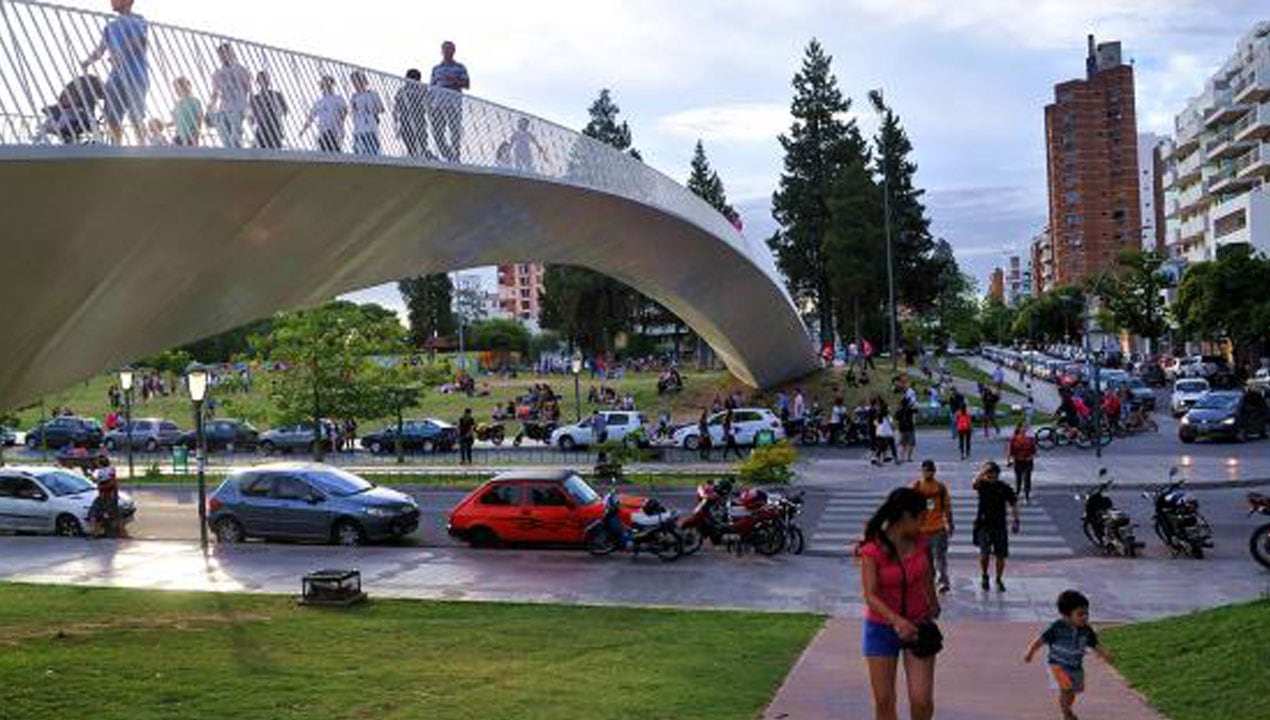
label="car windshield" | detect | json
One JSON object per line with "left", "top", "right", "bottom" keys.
{"left": 1177, "top": 381, "right": 1207, "bottom": 393}
{"left": 37, "top": 470, "right": 95, "bottom": 496}
{"left": 304, "top": 468, "right": 374, "bottom": 497}
{"left": 563, "top": 475, "right": 600, "bottom": 506}
{"left": 1194, "top": 394, "right": 1238, "bottom": 410}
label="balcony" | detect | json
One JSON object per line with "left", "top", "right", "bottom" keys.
{"left": 1204, "top": 87, "right": 1250, "bottom": 128}
{"left": 1204, "top": 125, "right": 1254, "bottom": 160}
{"left": 1177, "top": 182, "right": 1207, "bottom": 214}
{"left": 1176, "top": 147, "right": 1204, "bottom": 184}
{"left": 1233, "top": 61, "right": 1270, "bottom": 104}
{"left": 1179, "top": 213, "right": 1207, "bottom": 242}
{"left": 1205, "top": 161, "right": 1258, "bottom": 195}
{"left": 1233, "top": 102, "right": 1270, "bottom": 143}
{"left": 1234, "top": 143, "right": 1270, "bottom": 179}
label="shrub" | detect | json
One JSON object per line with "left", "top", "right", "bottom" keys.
{"left": 738, "top": 442, "right": 798, "bottom": 485}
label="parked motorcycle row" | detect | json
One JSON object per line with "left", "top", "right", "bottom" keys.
{"left": 1077, "top": 467, "right": 1214, "bottom": 559}
{"left": 585, "top": 478, "right": 805, "bottom": 562}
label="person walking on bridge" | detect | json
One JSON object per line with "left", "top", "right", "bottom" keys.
{"left": 301, "top": 75, "right": 347, "bottom": 153}
{"left": 82, "top": 0, "right": 149, "bottom": 146}
{"left": 209, "top": 43, "right": 251, "bottom": 148}
{"left": 394, "top": 69, "right": 430, "bottom": 158}
{"left": 430, "top": 41, "right": 469, "bottom": 162}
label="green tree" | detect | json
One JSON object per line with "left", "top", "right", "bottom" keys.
{"left": 769, "top": 39, "right": 868, "bottom": 345}
{"left": 868, "top": 90, "right": 937, "bottom": 313}
{"left": 543, "top": 89, "right": 646, "bottom": 354}
{"left": 398, "top": 274, "right": 455, "bottom": 347}
{"left": 1098, "top": 250, "right": 1168, "bottom": 352}
{"left": 1011, "top": 287, "right": 1086, "bottom": 344}
{"left": 824, "top": 157, "right": 885, "bottom": 342}
{"left": 260, "top": 302, "right": 408, "bottom": 460}
{"left": 1174, "top": 246, "right": 1270, "bottom": 365}
{"left": 979, "top": 295, "right": 1017, "bottom": 346}
{"left": 686, "top": 139, "right": 736, "bottom": 221}
{"left": 467, "top": 318, "right": 531, "bottom": 354}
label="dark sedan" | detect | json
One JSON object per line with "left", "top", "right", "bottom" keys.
{"left": 1179, "top": 391, "right": 1269, "bottom": 443}
{"left": 24, "top": 416, "right": 103, "bottom": 450}
{"left": 361, "top": 419, "right": 457, "bottom": 454}
{"left": 177, "top": 419, "right": 260, "bottom": 452}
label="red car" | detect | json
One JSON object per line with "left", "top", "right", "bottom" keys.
{"left": 448, "top": 470, "right": 642, "bottom": 547}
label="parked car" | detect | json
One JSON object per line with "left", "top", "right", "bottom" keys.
{"left": 1, "top": 426, "right": 16, "bottom": 447}
{"left": 207, "top": 463, "right": 419, "bottom": 546}
{"left": 259, "top": 422, "right": 337, "bottom": 454}
{"left": 360, "top": 419, "right": 457, "bottom": 454}
{"left": 549, "top": 411, "right": 649, "bottom": 450}
{"left": 0, "top": 466, "right": 135, "bottom": 536}
{"left": 24, "top": 416, "right": 103, "bottom": 450}
{"left": 1170, "top": 378, "right": 1211, "bottom": 418}
{"left": 1135, "top": 361, "right": 1166, "bottom": 387}
{"left": 447, "top": 469, "right": 642, "bottom": 547}
{"left": 103, "top": 418, "right": 183, "bottom": 452}
{"left": 1179, "top": 390, "right": 1270, "bottom": 443}
{"left": 176, "top": 419, "right": 259, "bottom": 452}
{"left": 671, "top": 408, "right": 786, "bottom": 450}
{"left": 1105, "top": 376, "right": 1156, "bottom": 410}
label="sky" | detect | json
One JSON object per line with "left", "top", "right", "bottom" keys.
{"left": 57, "top": 0, "right": 1270, "bottom": 311}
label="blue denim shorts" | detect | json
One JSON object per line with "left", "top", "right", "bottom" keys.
{"left": 863, "top": 619, "right": 903, "bottom": 658}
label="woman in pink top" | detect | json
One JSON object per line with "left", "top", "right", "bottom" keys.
{"left": 858, "top": 487, "right": 939, "bottom": 720}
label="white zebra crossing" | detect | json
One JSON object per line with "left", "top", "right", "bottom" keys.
{"left": 808, "top": 490, "right": 1075, "bottom": 557}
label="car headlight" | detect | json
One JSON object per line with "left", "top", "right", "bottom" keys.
{"left": 1180, "top": 416, "right": 1190, "bottom": 425}
{"left": 364, "top": 506, "right": 397, "bottom": 517}
{"left": 1221, "top": 417, "right": 1236, "bottom": 426}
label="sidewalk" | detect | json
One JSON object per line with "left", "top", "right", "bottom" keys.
{"left": 764, "top": 616, "right": 1165, "bottom": 720}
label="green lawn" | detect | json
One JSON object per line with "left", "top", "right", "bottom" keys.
{"left": 1103, "top": 599, "right": 1270, "bottom": 720}
{"left": 0, "top": 583, "right": 822, "bottom": 720}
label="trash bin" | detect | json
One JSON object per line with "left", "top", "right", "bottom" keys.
{"left": 172, "top": 446, "right": 189, "bottom": 474}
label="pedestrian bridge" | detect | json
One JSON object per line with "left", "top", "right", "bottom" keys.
{"left": 0, "top": 0, "right": 817, "bottom": 410}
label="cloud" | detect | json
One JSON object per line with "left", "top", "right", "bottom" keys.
{"left": 658, "top": 103, "right": 791, "bottom": 143}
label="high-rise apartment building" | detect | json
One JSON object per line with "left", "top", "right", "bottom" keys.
{"left": 1044, "top": 35, "right": 1142, "bottom": 287}
{"left": 988, "top": 267, "right": 1005, "bottom": 302}
{"left": 1138, "top": 132, "right": 1166, "bottom": 252}
{"left": 1160, "top": 22, "right": 1270, "bottom": 262}
{"left": 1005, "top": 254, "right": 1031, "bottom": 307}
{"left": 1030, "top": 227, "right": 1055, "bottom": 296}
{"left": 496, "top": 262, "right": 545, "bottom": 329}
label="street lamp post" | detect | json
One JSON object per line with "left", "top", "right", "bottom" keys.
{"left": 187, "top": 367, "right": 210, "bottom": 551}
{"left": 571, "top": 352, "right": 583, "bottom": 422}
{"left": 119, "top": 369, "right": 134, "bottom": 480}
{"left": 1081, "top": 296, "right": 1104, "bottom": 460}
{"left": 872, "top": 89, "right": 900, "bottom": 372}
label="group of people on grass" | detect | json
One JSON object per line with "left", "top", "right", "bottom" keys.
{"left": 858, "top": 459, "right": 1105, "bottom": 720}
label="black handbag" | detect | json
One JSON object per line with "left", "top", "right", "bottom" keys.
{"left": 898, "top": 547, "right": 943, "bottom": 658}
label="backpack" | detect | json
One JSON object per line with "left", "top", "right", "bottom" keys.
{"left": 956, "top": 412, "right": 972, "bottom": 432}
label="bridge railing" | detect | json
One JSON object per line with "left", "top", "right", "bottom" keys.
{"left": 0, "top": 0, "right": 780, "bottom": 274}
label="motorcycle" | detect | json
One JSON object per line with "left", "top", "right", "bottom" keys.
{"left": 1143, "top": 467, "right": 1213, "bottom": 558}
{"left": 586, "top": 494, "right": 683, "bottom": 561}
{"left": 473, "top": 422, "right": 506, "bottom": 445}
{"left": 1076, "top": 468, "right": 1142, "bottom": 557}
{"left": 1248, "top": 492, "right": 1270, "bottom": 569}
{"left": 679, "top": 479, "right": 785, "bottom": 556}
{"left": 798, "top": 407, "right": 869, "bottom": 447}
{"left": 656, "top": 373, "right": 684, "bottom": 395}
{"left": 772, "top": 490, "right": 806, "bottom": 555}
{"left": 513, "top": 420, "right": 556, "bottom": 446}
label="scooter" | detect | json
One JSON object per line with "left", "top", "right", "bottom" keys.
{"left": 1248, "top": 492, "right": 1270, "bottom": 569}
{"left": 679, "top": 479, "right": 784, "bottom": 556}
{"left": 473, "top": 422, "right": 506, "bottom": 445}
{"left": 1143, "top": 467, "right": 1213, "bottom": 558}
{"left": 1077, "top": 468, "right": 1143, "bottom": 557}
{"left": 513, "top": 420, "right": 556, "bottom": 446}
{"left": 586, "top": 494, "right": 683, "bottom": 561}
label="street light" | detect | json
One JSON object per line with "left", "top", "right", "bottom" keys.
{"left": 118, "top": 368, "right": 134, "bottom": 480}
{"left": 870, "top": 88, "right": 900, "bottom": 372}
{"left": 571, "top": 352, "right": 583, "bottom": 422}
{"left": 186, "top": 365, "right": 210, "bottom": 552}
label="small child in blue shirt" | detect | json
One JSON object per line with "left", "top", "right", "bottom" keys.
{"left": 1024, "top": 589, "right": 1111, "bottom": 720}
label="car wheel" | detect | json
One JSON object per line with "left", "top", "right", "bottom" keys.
{"left": 144, "top": 438, "right": 159, "bottom": 453}
{"left": 333, "top": 519, "right": 365, "bottom": 547}
{"left": 368, "top": 440, "right": 384, "bottom": 455}
{"left": 421, "top": 439, "right": 435, "bottom": 454}
{"left": 469, "top": 526, "right": 499, "bottom": 548}
{"left": 260, "top": 440, "right": 276, "bottom": 455}
{"left": 683, "top": 435, "right": 700, "bottom": 451}
{"left": 214, "top": 517, "right": 245, "bottom": 544}
{"left": 55, "top": 514, "right": 83, "bottom": 537}
{"left": 559, "top": 436, "right": 576, "bottom": 451}
{"left": 25, "top": 435, "right": 37, "bottom": 450}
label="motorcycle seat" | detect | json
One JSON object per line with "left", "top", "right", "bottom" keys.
{"left": 631, "top": 511, "right": 675, "bottom": 527}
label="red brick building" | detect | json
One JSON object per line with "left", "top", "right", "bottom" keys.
{"left": 988, "top": 267, "right": 1005, "bottom": 302}
{"left": 497, "top": 262, "right": 544, "bottom": 327}
{"left": 1044, "top": 35, "right": 1142, "bottom": 288}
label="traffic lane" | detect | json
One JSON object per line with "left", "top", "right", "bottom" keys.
{"left": 1038, "top": 485, "right": 1267, "bottom": 562}
{"left": 121, "top": 486, "right": 743, "bottom": 549}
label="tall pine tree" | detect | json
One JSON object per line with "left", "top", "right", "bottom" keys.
{"left": 687, "top": 139, "right": 737, "bottom": 221}
{"left": 398, "top": 274, "right": 455, "bottom": 348}
{"left": 769, "top": 40, "right": 870, "bottom": 345}
{"left": 541, "top": 89, "right": 645, "bottom": 353}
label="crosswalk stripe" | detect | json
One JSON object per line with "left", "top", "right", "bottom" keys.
{"left": 809, "top": 533, "right": 1068, "bottom": 544}
{"left": 806, "top": 543, "right": 1076, "bottom": 558}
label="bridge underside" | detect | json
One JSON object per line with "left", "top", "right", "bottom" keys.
{"left": 0, "top": 149, "right": 817, "bottom": 409}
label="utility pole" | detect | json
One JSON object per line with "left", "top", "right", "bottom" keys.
{"left": 1083, "top": 295, "right": 1104, "bottom": 459}
{"left": 872, "top": 89, "right": 900, "bottom": 372}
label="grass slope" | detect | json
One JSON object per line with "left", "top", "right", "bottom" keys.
{"left": 0, "top": 583, "right": 823, "bottom": 720}
{"left": 1103, "top": 599, "right": 1270, "bottom": 720}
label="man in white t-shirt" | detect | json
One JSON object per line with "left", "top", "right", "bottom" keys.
{"left": 348, "top": 71, "right": 384, "bottom": 156}
{"left": 210, "top": 43, "right": 252, "bottom": 148}
{"left": 300, "top": 75, "right": 347, "bottom": 153}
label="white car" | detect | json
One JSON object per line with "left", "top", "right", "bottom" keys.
{"left": 0, "top": 466, "right": 136, "bottom": 536}
{"left": 672, "top": 408, "right": 786, "bottom": 449}
{"left": 550, "top": 411, "right": 648, "bottom": 449}
{"left": 1171, "top": 378, "right": 1211, "bottom": 418}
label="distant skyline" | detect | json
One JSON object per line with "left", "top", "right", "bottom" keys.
{"left": 56, "top": 0, "right": 1270, "bottom": 311}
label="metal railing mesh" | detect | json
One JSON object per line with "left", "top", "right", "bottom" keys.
{"left": 0, "top": 0, "right": 784, "bottom": 283}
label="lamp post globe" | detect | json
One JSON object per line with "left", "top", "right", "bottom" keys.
{"left": 186, "top": 366, "right": 210, "bottom": 551}
{"left": 571, "top": 352, "right": 583, "bottom": 422}
{"left": 118, "top": 369, "right": 135, "bottom": 480}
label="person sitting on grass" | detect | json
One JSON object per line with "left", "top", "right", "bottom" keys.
{"left": 1024, "top": 589, "right": 1111, "bottom": 720}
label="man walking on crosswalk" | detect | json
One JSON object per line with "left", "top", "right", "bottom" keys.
{"left": 913, "top": 460, "right": 954, "bottom": 593}
{"left": 973, "top": 461, "right": 1020, "bottom": 592}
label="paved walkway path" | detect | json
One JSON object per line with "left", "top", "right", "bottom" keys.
{"left": 764, "top": 617, "right": 1165, "bottom": 720}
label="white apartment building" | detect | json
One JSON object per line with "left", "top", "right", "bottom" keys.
{"left": 1137, "top": 132, "right": 1163, "bottom": 251}
{"left": 1161, "top": 21, "right": 1270, "bottom": 262}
